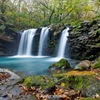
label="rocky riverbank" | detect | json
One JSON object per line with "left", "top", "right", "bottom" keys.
{"left": 0, "top": 68, "right": 37, "bottom": 100}
{"left": 0, "top": 57, "right": 99, "bottom": 100}
{"left": 18, "top": 58, "right": 100, "bottom": 100}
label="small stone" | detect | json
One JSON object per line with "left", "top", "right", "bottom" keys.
{"left": 95, "top": 93, "right": 100, "bottom": 98}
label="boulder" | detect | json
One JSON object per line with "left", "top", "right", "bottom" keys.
{"left": 49, "top": 59, "right": 71, "bottom": 71}
{"left": 82, "top": 76, "right": 100, "bottom": 97}
{"left": 75, "top": 60, "right": 92, "bottom": 70}
{"left": 54, "top": 72, "right": 100, "bottom": 97}
{"left": 0, "top": 68, "right": 21, "bottom": 80}
{"left": 24, "top": 75, "right": 55, "bottom": 89}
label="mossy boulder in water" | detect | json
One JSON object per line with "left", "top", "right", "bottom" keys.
{"left": 49, "top": 59, "right": 71, "bottom": 71}
{"left": 75, "top": 60, "right": 92, "bottom": 70}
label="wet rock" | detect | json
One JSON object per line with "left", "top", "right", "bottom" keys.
{"left": 55, "top": 74, "right": 100, "bottom": 98}
{"left": 0, "top": 68, "right": 21, "bottom": 80}
{"left": 49, "top": 59, "right": 71, "bottom": 72}
{"left": 68, "top": 19, "right": 100, "bottom": 60}
{"left": 82, "top": 76, "right": 100, "bottom": 97}
{"left": 75, "top": 60, "right": 92, "bottom": 70}
{"left": 48, "top": 95, "right": 60, "bottom": 100}
{"left": 15, "top": 71, "right": 27, "bottom": 78}
{"left": 1, "top": 25, "right": 20, "bottom": 56}
{"left": 77, "top": 36, "right": 88, "bottom": 45}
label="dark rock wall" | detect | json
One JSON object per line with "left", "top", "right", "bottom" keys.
{"left": 0, "top": 32, "right": 20, "bottom": 56}
{"left": 68, "top": 20, "right": 100, "bottom": 60}
{"left": 47, "top": 24, "right": 65, "bottom": 56}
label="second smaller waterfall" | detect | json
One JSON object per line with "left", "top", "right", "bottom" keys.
{"left": 57, "top": 27, "right": 69, "bottom": 58}
{"left": 38, "top": 27, "right": 49, "bottom": 56}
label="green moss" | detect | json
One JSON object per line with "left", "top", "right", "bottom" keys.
{"left": 80, "top": 98, "right": 100, "bottom": 100}
{"left": 49, "top": 58, "right": 71, "bottom": 70}
{"left": 54, "top": 75, "right": 84, "bottom": 91}
{"left": 50, "top": 23, "right": 64, "bottom": 35}
{"left": 70, "top": 20, "right": 81, "bottom": 27}
{"left": 55, "top": 74, "right": 100, "bottom": 97}
{"left": 65, "top": 76, "right": 84, "bottom": 90}
{"left": 97, "top": 28, "right": 100, "bottom": 34}
{"left": 0, "top": 25, "right": 6, "bottom": 33}
{"left": 24, "top": 75, "right": 55, "bottom": 89}
{"left": 96, "top": 43, "right": 100, "bottom": 46}
{"left": 93, "top": 57, "right": 100, "bottom": 69}
{"left": 24, "top": 76, "right": 35, "bottom": 87}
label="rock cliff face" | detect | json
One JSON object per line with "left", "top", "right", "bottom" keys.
{"left": 0, "top": 29, "right": 20, "bottom": 56}
{"left": 47, "top": 24, "right": 66, "bottom": 56}
{"left": 68, "top": 20, "right": 100, "bottom": 60}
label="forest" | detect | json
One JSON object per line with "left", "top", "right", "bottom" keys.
{"left": 0, "top": 0, "right": 100, "bottom": 32}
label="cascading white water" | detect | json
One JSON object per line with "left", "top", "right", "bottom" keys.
{"left": 17, "top": 26, "right": 69, "bottom": 57}
{"left": 17, "top": 29, "right": 36, "bottom": 55}
{"left": 57, "top": 27, "right": 69, "bottom": 57}
{"left": 38, "top": 27, "right": 49, "bottom": 56}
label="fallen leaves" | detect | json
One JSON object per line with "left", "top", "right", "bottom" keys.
{"left": 0, "top": 72, "right": 11, "bottom": 81}
{"left": 19, "top": 83, "right": 82, "bottom": 100}
{"left": 53, "top": 70, "right": 95, "bottom": 77}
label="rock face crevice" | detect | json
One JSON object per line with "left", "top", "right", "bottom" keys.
{"left": 68, "top": 20, "right": 100, "bottom": 60}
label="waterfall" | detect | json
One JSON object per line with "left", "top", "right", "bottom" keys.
{"left": 38, "top": 27, "right": 49, "bottom": 56}
{"left": 17, "top": 26, "right": 69, "bottom": 57}
{"left": 57, "top": 27, "right": 69, "bottom": 57}
{"left": 17, "top": 29, "right": 36, "bottom": 55}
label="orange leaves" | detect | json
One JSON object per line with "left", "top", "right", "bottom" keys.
{"left": 54, "top": 70, "right": 95, "bottom": 77}
{"left": 19, "top": 84, "right": 30, "bottom": 95}
{"left": 0, "top": 72, "right": 11, "bottom": 81}
{"left": 19, "top": 83, "right": 82, "bottom": 100}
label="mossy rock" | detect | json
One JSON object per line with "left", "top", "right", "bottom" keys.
{"left": 55, "top": 75, "right": 84, "bottom": 91}
{"left": 49, "top": 59, "right": 71, "bottom": 71}
{"left": 50, "top": 23, "right": 64, "bottom": 36}
{"left": 93, "top": 57, "right": 100, "bottom": 69}
{"left": 55, "top": 75, "right": 100, "bottom": 97}
{"left": 75, "top": 60, "right": 92, "bottom": 70}
{"left": 23, "top": 75, "right": 55, "bottom": 89}
{"left": 97, "top": 28, "right": 100, "bottom": 34}
{"left": 0, "top": 25, "right": 6, "bottom": 33}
